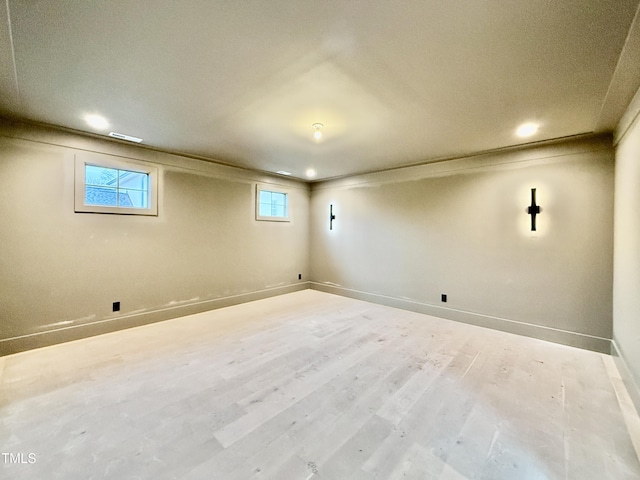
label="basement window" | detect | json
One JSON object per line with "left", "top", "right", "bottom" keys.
{"left": 256, "top": 184, "right": 289, "bottom": 222}
{"left": 75, "top": 154, "right": 158, "bottom": 215}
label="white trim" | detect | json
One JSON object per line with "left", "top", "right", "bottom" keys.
{"left": 309, "top": 282, "right": 612, "bottom": 353}
{"left": 310, "top": 134, "right": 611, "bottom": 191}
{"left": 0, "top": 118, "right": 308, "bottom": 191}
{"left": 0, "top": 283, "right": 310, "bottom": 356}
{"left": 615, "top": 84, "right": 640, "bottom": 145}
{"left": 611, "top": 339, "right": 640, "bottom": 415}
{"left": 74, "top": 153, "right": 158, "bottom": 216}
{"left": 255, "top": 183, "right": 290, "bottom": 222}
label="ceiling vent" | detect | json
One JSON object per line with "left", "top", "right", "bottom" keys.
{"left": 108, "top": 132, "right": 143, "bottom": 143}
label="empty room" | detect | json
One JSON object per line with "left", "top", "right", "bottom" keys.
{"left": 2, "top": 1, "right": 640, "bottom": 479}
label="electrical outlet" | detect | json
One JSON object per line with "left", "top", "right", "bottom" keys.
{"left": 298, "top": 274, "right": 302, "bottom": 280}
{"left": 113, "top": 301, "right": 120, "bottom": 312}
{"left": 441, "top": 294, "right": 447, "bottom": 303}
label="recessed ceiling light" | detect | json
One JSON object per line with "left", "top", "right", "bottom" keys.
{"left": 516, "top": 122, "right": 539, "bottom": 138}
{"left": 312, "top": 123, "right": 323, "bottom": 140}
{"left": 109, "top": 132, "right": 143, "bottom": 143}
{"left": 276, "top": 170, "right": 292, "bottom": 176}
{"left": 84, "top": 114, "right": 109, "bottom": 130}
{"left": 306, "top": 168, "right": 317, "bottom": 178}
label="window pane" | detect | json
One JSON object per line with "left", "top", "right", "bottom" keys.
{"left": 118, "top": 170, "right": 148, "bottom": 190}
{"left": 259, "top": 191, "right": 272, "bottom": 204}
{"left": 85, "top": 165, "right": 117, "bottom": 186}
{"left": 84, "top": 166, "right": 149, "bottom": 208}
{"left": 272, "top": 192, "right": 286, "bottom": 206}
{"left": 257, "top": 187, "right": 289, "bottom": 220}
{"left": 119, "top": 188, "right": 147, "bottom": 208}
{"left": 85, "top": 186, "right": 118, "bottom": 206}
{"left": 259, "top": 203, "right": 272, "bottom": 217}
{"left": 273, "top": 205, "right": 286, "bottom": 217}
{"left": 117, "top": 191, "right": 133, "bottom": 207}
{"left": 76, "top": 156, "right": 157, "bottom": 215}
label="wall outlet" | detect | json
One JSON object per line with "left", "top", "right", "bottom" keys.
{"left": 298, "top": 273, "right": 302, "bottom": 280}
{"left": 441, "top": 294, "right": 447, "bottom": 303}
{"left": 113, "top": 301, "right": 120, "bottom": 312}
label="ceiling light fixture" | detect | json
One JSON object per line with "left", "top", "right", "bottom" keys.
{"left": 306, "top": 168, "right": 317, "bottom": 178}
{"left": 516, "top": 122, "right": 539, "bottom": 138}
{"left": 84, "top": 114, "right": 109, "bottom": 130}
{"left": 312, "top": 123, "right": 323, "bottom": 140}
{"left": 276, "top": 170, "right": 292, "bottom": 176}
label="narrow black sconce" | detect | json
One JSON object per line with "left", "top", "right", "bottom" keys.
{"left": 527, "top": 188, "right": 541, "bottom": 231}
{"left": 330, "top": 204, "right": 336, "bottom": 230}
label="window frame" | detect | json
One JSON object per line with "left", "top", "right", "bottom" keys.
{"left": 74, "top": 153, "right": 158, "bottom": 216}
{"left": 255, "top": 184, "right": 290, "bottom": 222}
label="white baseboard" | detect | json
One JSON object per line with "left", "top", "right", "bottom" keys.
{"left": 0, "top": 282, "right": 310, "bottom": 356}
{"left": 309, "top": 282, "right": 611, "bottom": 354}
{"left": 611, "top": 339, "right": 640, "bottom": 414}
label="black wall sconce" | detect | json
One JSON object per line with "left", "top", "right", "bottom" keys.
{"left": 330, "top": 204, "right": 336, "bottom": 230}
{"left": 527, "top": 188, "right": 541, "bottom": 231}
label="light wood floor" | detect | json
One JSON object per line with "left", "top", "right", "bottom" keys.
{"left": 1, "top": 290, "right": 639, "bottom": 479}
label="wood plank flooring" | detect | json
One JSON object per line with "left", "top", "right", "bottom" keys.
{"left": 1, "top": 289, "right": 639, "bottom": 479}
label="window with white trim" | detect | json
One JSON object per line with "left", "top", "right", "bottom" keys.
{"left": 256, "top": 184, "right": 290, "bottom": 221}
{"left": 75, "top": 154, "right": 158, "bottom": 215}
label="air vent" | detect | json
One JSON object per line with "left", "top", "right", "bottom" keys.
{"left": 108, "top": 132, "right": 143, "bottom": 143}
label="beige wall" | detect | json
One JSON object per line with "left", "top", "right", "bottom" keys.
{"left": 613, "top": 87, "right": 640, "bottom": 403}
{"left": 310, "top": 135, "right": 615, "bottom": 352}
{"left": 0, "top": 120, "right": 310, "bottom": 354}
{"left": 0, "top": 120, "right": 619, "bottom": 357}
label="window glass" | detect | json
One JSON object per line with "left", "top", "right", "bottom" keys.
{"left": 256, "top": 185, "right": 289, "bottom": 221}
{"left": 75, "top": 154, "right": 158, "bottom": 215}
{"left": 84, "top": 165, "right": 150, "bottom": 208}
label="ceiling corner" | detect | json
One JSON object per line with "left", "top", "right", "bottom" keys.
{"left": 596, "top": 1, "right": 640, "bottom": 132}
{"left": 0, "top": 0, "right": 21, "bottom": 115}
